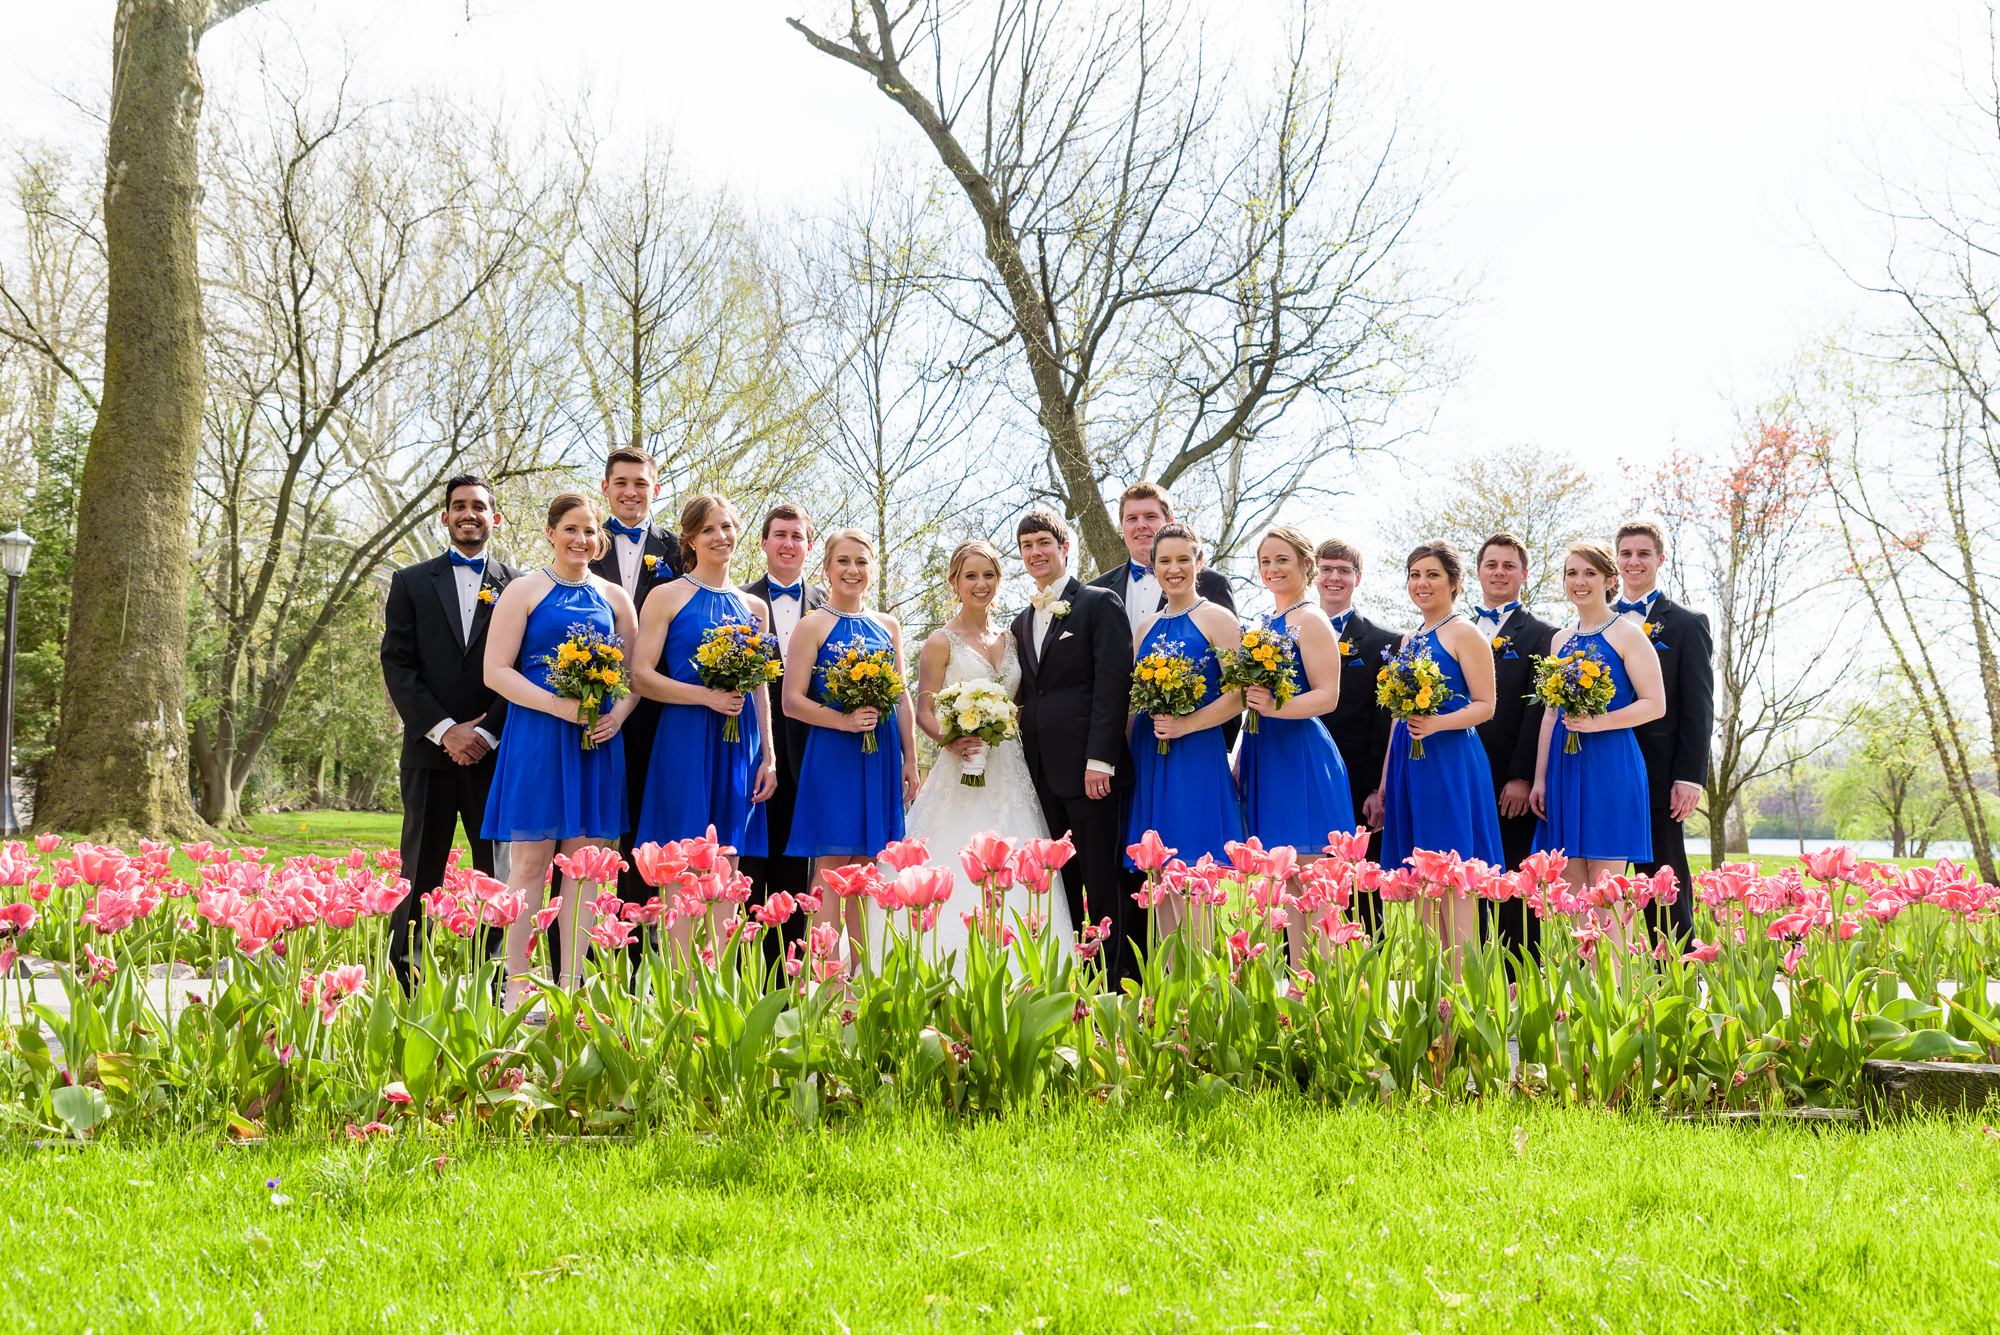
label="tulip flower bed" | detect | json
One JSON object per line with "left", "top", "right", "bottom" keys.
{"left": 0, "top": 830, "right": 1995, "bottom": 1142}
{"left": 7, "top": 1102, "right": 1999, "bottom": 1334}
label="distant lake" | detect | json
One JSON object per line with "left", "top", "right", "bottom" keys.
{"left": 1686, "top": 837, "right": 1977, "bottom": 860}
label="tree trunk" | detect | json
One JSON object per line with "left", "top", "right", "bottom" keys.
{"left": 1724, "top": 800, "right": 1749, "bottom": 855}
{"left": 35, "top": 2, "right": 218, "bottom": 843}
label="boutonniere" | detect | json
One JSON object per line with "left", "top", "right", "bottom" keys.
{"left": 1048, "top": 600, "right": 1071, "bottom": 618}
{"left": 644, "top": 554, "right": 662, "bottom": 572}
{"left": 477, "top": 586, "right": 497, "bottom": 605}
{"left": 1339, "top": 639, "right": 1354, "bottom": 658}
{"left": 1642, "top": 621, "right": 1660, "bottom": 641}
{"left": 1491, "top": 634, "right": 1507, "bottom": 653}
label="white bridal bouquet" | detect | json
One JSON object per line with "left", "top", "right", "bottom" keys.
{"left": 934, "top": 679, "right": 1020, "bottom": 787}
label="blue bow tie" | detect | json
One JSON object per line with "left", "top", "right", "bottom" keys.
{"left": 1130, "top": 564, "right": 1151, "bottom": 581}
{"left": 449, "top": 550, "right": 486, "bottom": 572}
{"left": 768, "top": 581, "right": 803, "bottom": 600}
{"left": 1472, "top": 601, "right": 1519, "bottom": 625}
{"left": 1615, "top": 595, "right": 1654, "bottom": 615}
{"left": 604, "top": 516, "right": 647, "bottom": 541}
{"left": 1330, "top": 611, "right": 1352, "bottom": 633}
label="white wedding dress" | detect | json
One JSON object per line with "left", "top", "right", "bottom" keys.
{"left": 878, "top": 629, "right": 1072, "bottom": 971}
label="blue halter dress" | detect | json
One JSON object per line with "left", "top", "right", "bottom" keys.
{"left": 1379, "top": 618, "right": 1503, "bottom": 869}
{"left": 482, "top": 578, "right": 628, "bottom": 843}
{"left": 1532, "top": 625, "right": 1653, "bottom": 863}
{"left": 785, "top": 611, "right": 907, "bottom": 858}
{"left": 1124, "top": 605, "right": 1245, "bottom": 868}
{"left": 634, "top": 579, "right": 769, "bottom": 856}
{"left": 1237, "top": 609, "right": 1355, "bottom": 852}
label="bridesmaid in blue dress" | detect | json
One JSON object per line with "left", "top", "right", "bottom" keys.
{"left": 1374, "top": 541, "right": 1502, "bottom": 965}
{"left": 1125, "top": 522, "right": 1247, "bottom": 940}
{"left": 482, "top": 492, "right": 641, "bottom": 1004}
{"left": 1235, "top": 525, "right": 1355, "bottom": 969}
{"left": 781, "top": 529, "right": 919, "bottom": 964}
{"left": 1531, "top": 540, "right": 1664, "bottom": 954}
{"left": 633, "top": 494, "right": 779, "bottom": 950}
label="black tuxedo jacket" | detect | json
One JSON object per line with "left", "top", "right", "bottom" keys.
{"left": 740, "top": 576, "right": 828, "bottom": 784}
{"left": 1012, "top": 577, "right": 1135, "bottom": 799}
{"left": 1475, "top": 607, "right": 1558, "bottom": 791}
{"left": 1088, "top": 561, "right": 1239, "bottom": 620}
{"left": 1630, "top": 595, "right": 1715, "bottom": 801}
{"left": 588, "top": 521, "right": 684, "bottom": 614}
{"left": 1323, "top": 610, "right": 1400, "bottom": 810}
{"left": 381, "top": 552, "right": 522, "bottom": 771}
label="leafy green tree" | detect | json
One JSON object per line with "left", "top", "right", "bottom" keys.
{"left": 1822, "top": 685, "right": 1970, "bottom": 857}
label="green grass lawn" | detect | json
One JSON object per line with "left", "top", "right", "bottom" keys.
{"left": 5, "top": 1101, "right": 1995, "bottom": 1333}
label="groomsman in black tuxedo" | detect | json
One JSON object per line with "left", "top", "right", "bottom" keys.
{"left": 1614, "top": 519, "right": 1714, "bottom": 942}
{"left": 590, "top": 448, "right": 684, "bottom": 932}
{"left": 1011, "top": 511, "right": 1139, "bottom": 983}
{"left": 739, "top": 503, "right": 824, "bottom": 967}
{"left": 1467, "top": 533, "right": 1556, "bottom": 958}
{"left": 1316, "top": 538, "right": 1399, "bottom": 930}
{"left": 380, "top": 475, "right": 522, "bottom": 989}
{"left": 1089, "top": 480, "right": 1239, "bottom": 661}
{"left": 1088, "top": 482, "right": 1239, "bottom": 927}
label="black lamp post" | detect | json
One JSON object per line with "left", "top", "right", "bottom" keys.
{"left": 0, "top": 527, "right": 34, "bottom": 836}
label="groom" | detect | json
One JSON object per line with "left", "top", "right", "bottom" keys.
{"left": 1010, "top": 511, "right": 1138, "bottom": 983}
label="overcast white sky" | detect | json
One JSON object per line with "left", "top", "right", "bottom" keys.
{"left": 0, "top": 1, "right": 1978, "bottom": 480}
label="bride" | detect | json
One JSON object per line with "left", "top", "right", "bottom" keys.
{"left": 895, "top": 538, "right": 1072, "bottom": 968}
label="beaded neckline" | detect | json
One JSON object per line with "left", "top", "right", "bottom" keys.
{"left": 543, "top": 565, "right": 591, "bottom": 588}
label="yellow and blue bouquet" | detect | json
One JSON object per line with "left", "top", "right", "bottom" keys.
{"left": 817, "top": 641, "right": 903, "bottom": 753}
{"left": 1375, "top": 641, "right": 1455, "bottom": 759}
{"left": 693, "top": 622, "right": 782, "bottom": 742}
{"left": 1217, "top": 624, "right": 1299, "bottom": 735}
{"left": 1531, "top": 646, "right": 1617, "bottom": 754}
{"left": 541, "top": 623, "right": 629, "bottom": 750}
{"left": 1130, "top": 641, "right": 1208, "bottom": 755}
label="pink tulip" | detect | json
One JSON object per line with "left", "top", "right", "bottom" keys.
{"left": 1680, "top": 938, "right": 1722, "bottom": 964}
{"left": 1802, "top": 845, "right": 1858, "bottom": 884}
{"left": 34, "top": 833, "right": 60, "bottom": 853}
{"left": 532, "top": 903, "right": 562, "bottom": 931}
{"left": 1032, "top": 833, "right": 1076, "bottom": 870}
{"left": 1323, "top": 827, "right": 1373, "bottom": 862}
{"left": 586, "top": 918, "right": 637, "bottom": 952}
{"left": 0, "top": 901, "right": 36, "bottom": 933}
{"left": 959, "top": 831, "right": 1015, "bottom": 883}
{"left": 480, "top": 891, "right": 527, "bottom": 928}
{"left": 820, "top": 863, "right": 879, "bottom": 900}
{"left": 1781, "top": 942, "right": 1807, "bottom": 975}
{"left": 1322, "top": 918, "right": 1367, "bottom": 947}
{"left": 880, "top": 838, "right": 931, "bottom": 872}
{"left": 1224, "top": 837, "right": 1270, "bottom": 878}
{"left": 752, "top": 891, "right": 798, "bottom": 928}
{"left": 588, "top": 889, "right": 624, "bottom": 919}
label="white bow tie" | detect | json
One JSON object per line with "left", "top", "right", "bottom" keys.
{"left": 1030, "top": 585, "right": 1066, "bottom": 613}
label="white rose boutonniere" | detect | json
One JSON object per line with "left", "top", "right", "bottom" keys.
{"left": 1049, "top": 600, "right": 1071, "bottom": 618}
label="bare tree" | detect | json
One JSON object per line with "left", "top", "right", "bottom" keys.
{"left": 804, "top": 159, "right": 999, "bottom": 616}
{"left": 558, "top": 127, "right": 819, "bottom": 503}
{"left": 30, "top": 0, "right": 274, "bottom": 841}
{"left": 0, "top": 143, "right": 107, "bottom": 504}
{"left": 184, "top": 81, "right": 546, "bottom": 828}
{"left": 1632, "top": 417, "right": 1850, "bottom": 870}
{"left": 1381, "top": 446, "right": 1612, "bottom": 607}
{"left": 790, "top": 1, "right": 1459, "bottom": 571}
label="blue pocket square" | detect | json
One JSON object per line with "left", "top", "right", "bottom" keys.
{"left": 1503, "top": 648, "right": 1519, "bottom": 660}
{"left": 1346, "top": 657, "right": 1365, "bottom": 667}
{"left": 1654, "top": 641, "right": 1670, "bottom": 652}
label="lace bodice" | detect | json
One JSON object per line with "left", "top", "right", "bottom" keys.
{"left": 939, "top": 628, "right": 1020, "bottom": 696}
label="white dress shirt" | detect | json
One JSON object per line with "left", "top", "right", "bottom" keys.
{"left": 1472, "top": 604, "right": 1518, "bottom": 640}
{"left": 767, "top": 582, "right": 805, "bottom": 658}
{"left": 423, "top": 553, "right": 498, "bottom": 751}
{"left": 615, "top": 532, "right": 644, "bottom": 599}
{"left": 1123, "top": 566, "right": 1161, "bottom": 633}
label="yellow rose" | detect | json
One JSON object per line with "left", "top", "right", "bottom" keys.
{"left": 1415, "top": 687, "right": 1433, "bottom": 709}
{"left": 957, "top": 710, "right": 980, "bottom": 731}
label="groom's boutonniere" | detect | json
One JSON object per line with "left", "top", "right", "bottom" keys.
{"left": 478, "top": 586, "right": 497, "bottom": 605}
{"left": 1048, "top": 600, "right": 1071, "bottom": 618}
